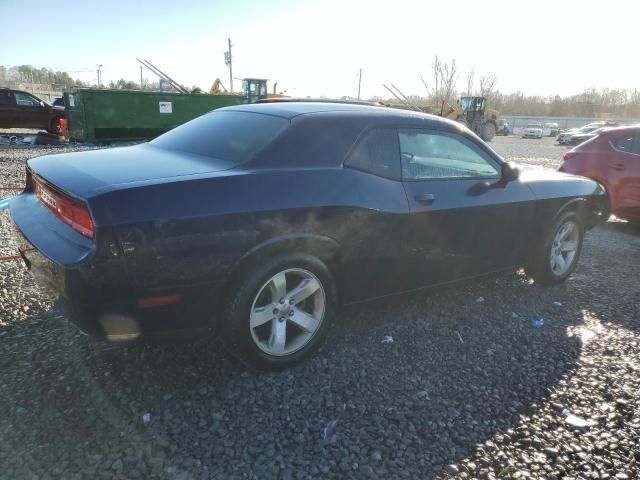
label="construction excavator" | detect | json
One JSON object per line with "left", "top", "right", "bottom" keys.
{"left": 209, "top": 78, "right": 228, "bottom": 94}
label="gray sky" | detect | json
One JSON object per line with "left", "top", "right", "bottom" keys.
{"left": 1, "top": 0, "right": 637, "bottom": 98}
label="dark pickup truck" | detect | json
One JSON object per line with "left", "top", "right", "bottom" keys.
{"left": 0, "top": 88, "right": 65, "bottom": 133}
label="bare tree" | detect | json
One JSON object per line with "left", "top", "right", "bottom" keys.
{"left": 432, "top": 55, "right": 441, "bottom": 106}
{"left": 466, "top": 68, "right": 475, "bottom": 96}
{"left": 439, "top": 57, "right": 458, "bottom": 107}
{"left": 479, "top": 73, "right": 498, "bottom": 103}
{"left": 423, "top": 55, "right": 459, "bottom": 111}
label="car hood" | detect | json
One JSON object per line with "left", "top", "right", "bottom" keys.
{"left": 27, "top": 144, "right": 236, "bottom": 197}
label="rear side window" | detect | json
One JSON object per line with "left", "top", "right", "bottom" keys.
{"left": 611, "top": 136, "right": 635, "bottom": 153}
{"left": 151, "top": 111, "right": 289, "bottom": 163}
{"left": 345, "top": 128, "right": 401, "bottom": 180}
{"left": 0, "top": 91, "right": 14, "bottom": 105}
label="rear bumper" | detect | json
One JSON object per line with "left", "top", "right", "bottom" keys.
{"left": 8, "top": 197, "right": 216, "bottom": 340}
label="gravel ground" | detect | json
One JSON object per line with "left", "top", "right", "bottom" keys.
{"left": 493, "top": 136, "right": 570, "bottom": 169}
{"left": 1, "top": 138, "right": 639, "bottom": 480}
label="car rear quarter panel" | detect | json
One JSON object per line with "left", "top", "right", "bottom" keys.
{"left": 9, "top": 191, "right": 133, "bottom": 314}
{"left": 94, "top": 168, "right": 410, "bottom": 302}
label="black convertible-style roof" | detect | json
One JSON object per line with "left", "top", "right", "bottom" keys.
{"left": 221, "top": 101, "right": 449, "bottom": 125}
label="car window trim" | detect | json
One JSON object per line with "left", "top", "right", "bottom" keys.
{"left": 396, "top": 126, "right": 503, "bottom": 182}
{"left": 609, "top": 138, "right": 640, "bottom": 157}
{"left": 634, "top": 136, "right": 640, "bottom": 156}
{"left": 14, "top": 91, "right": 40, "bottom": 107}
{"left": 343, "top": 126, "right": 403, "bottom": 181}
{"left": 342, "top": 123, "right": 505, "bottom": 181}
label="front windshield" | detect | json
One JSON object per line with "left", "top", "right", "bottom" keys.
{"left": 459, "top": 97, "right": 472, "bottom": 111}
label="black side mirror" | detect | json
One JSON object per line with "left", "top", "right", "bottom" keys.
{"left": 502, "top": 161, "right": 520, "bottom": 182}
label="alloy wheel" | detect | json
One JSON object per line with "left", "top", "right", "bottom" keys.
{"left": 549, "top": 220, "right": 579, "bottom": 276}
{"left": 249, "top": 268, "right": 326, "bottom": 356}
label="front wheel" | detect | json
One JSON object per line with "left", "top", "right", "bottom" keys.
{"left": 526, "top": 211, "right": 584, "bottom": 285}
{"left": 221, "top": 253, "right": 335, "bottom": 369}
{"left": 481, "top": 122, "right": 496, "bottom": 142}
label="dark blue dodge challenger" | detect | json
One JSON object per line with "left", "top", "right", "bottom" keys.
{"left": 7, "top": 102, "right": 608, "bottom": 368}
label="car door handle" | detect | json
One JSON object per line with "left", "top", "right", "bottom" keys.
{"left": 610, "top": 163, "right": 625, "bottom": 171}
{"left": 414, "top": 193, "right": 435, "bottom": 205}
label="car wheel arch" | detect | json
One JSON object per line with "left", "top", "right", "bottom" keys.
{"left": 49, "top": 115, "right": 64, "bottom": 133}
{"left": 554, "top": 197, "right": 597, "bottom": 229}
{"left": 223, "top": 233, "right": 342, "bottom": 305}
{"left": 568, "top": 175, "right": 614, "bottom": 218}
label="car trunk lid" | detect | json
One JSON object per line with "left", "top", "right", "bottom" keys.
{"left": 27, "top": 143, "right": 236, "bottom": 197}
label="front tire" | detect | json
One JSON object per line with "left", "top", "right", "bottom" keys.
{"left": 221, "top": 253, "right": 335, "bottom": 369}
{"left": 526, "top": 211, "right": 584, "bottom": 285}
{"left": 481, "top": 122, "right": 496, "bottom": 142}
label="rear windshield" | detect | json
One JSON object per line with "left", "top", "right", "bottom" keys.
{"left": 151, "top": 110, "right": 289, "bottom": 163}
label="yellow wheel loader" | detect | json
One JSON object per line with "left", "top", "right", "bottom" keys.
{"left": 440, "top": 96, "right": 500, "bottom": 142}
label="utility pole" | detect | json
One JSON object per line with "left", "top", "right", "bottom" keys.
{"left": 357, "top": 68, "right": 362, "bottom": 100}
{"left": 140, "top": 65, "right": 143, "bottom": 89}
{"left": 96, "top": 64, "right": 103, "bottom": 87}
{"left": 225, "top": 38, "right": 233, "bottom": 93}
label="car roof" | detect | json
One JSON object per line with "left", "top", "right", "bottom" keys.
{"left": 219, "top": 101, "right": 447, "bottom": 123}
{"left": 598, "top": 124, "right": 640, "bottom": 135}
{"left": 0, "top": 88, "right": 33, "bottom": 95}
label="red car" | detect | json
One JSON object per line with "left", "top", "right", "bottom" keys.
{"left": 560, "top": 125, "right": 640, "bottom": 222}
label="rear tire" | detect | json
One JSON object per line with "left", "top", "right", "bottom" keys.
{"left": 221, "top": 253, "right": 335, "bottom": 370}
{"left": 48, "top": 116, "right": 62, "bottom": 135}
{"left": 526, "top": 211, "right": 584, "bottom": 285}
{"left": 481, "top": 122, "right": 496, "bottom": 142}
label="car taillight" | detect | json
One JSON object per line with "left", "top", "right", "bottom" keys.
{"left": 33, "top": 175, "right": 95, "bottom": 239}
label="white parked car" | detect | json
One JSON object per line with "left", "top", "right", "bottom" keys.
{"left": 522, "top": 123, "right": 544, "bottom": 139}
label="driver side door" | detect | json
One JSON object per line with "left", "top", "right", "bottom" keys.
{"left": 399, "top": 127, "right": 536, "bottom": 288}
{"left": 13, "top": 92, "right": 46, "bottom": 129}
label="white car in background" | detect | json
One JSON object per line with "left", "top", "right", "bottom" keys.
{"left": 522, "top": 123, "right": 544, "bottom": 139}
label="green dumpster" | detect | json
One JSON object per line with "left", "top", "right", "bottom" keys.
{"left": 63, "top": 88, "right": 245, "bottom": 143}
